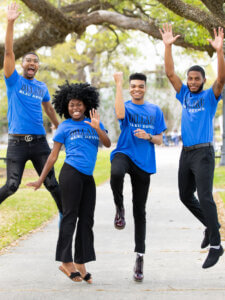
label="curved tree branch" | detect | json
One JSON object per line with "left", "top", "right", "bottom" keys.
{"left": 157, "top": 0, "right": 224, "bottom": 34}
{"left": 61, "top": 0, "right": 101, "bottom": 14}
{"left": 0, "top": 1, "right": 219, "bottom": 69}
{"left": 0, "top": 20, "right": 67, "bottom": 68}
{"left": 21, "top": 0, "right": 74, "bottom": 32}
{"left": 200, "top": 0, "right": 225, "bottom": 21}
{"left": 104, "top": 25, "right": 120, "bottom": 54}
{"left": 83, "top": 10, "right": 214, "bottom": 55}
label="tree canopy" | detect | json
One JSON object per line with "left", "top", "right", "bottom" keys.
{"left": 0, "top": 0, "right": 223, "bottom": 69}
{"left": 0, "top": 0, "right": 223, "bottom": 136}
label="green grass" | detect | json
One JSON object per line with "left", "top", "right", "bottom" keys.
{"left": 219, "top": 192, "right": 225, "bottom": 203}
{"left": 0, "top": 148, "right": 111, "bottom": 251}
{"left": 0, "top": 190, "right": 57, "bottom": 248}
{"left": 214, "top": 163, "right": 225, "bottom": 189}
{"left": 214, "top": 163, "right": 225, "bottom": 210}
{"left": 94, "top": 148, "right": 111, "bottom": 185}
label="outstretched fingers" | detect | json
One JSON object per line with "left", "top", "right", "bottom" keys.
{"left": 207, "top": 27, "right": 224, "bottom": 51}
{"left": 8, "top": 2, "right": 21, "bottom": 20}
{"left": 218, "top": 27, "right": 224, "bottom": 38}
{"left": 84, "top": 109, "right": 100, "bottom": 129}
{"left": 89, "top": 108, "right": 100, "bottom": 121}
{"left": 159, "top": 23, "right": 180, "bottom": 45}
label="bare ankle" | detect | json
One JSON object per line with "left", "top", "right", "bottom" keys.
{"left": 74, "top": 263, "right": 86, "bottom": 275}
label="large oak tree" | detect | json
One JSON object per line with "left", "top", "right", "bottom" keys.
{"left": 0, "top": 0, "right": 223, "bottom": 69}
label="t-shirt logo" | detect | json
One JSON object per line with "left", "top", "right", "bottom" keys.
{"left": 69, "top": 128, "right": 99, "bottom": 144}
{"left": 183, "top": 96, "right": 205, "bottom": 113}
{"left": 128, "top": 113, "right": 155, "bottom": 129}
{"left": 19, "top": 84, "right": 45, "bottom": 100}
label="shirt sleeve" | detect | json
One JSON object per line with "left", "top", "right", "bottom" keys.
{"left": 99, "top": 121, "right": 108, "bottom": 133}
{"left": 4, "top": 69, "right": 19, "bottom": 87}
{"left": 209, "top": 86, "right": 221, "bottom": 104}
{"left": 42, "top": 86, "right": 50, "bottom": 102}
{"left": 176, "top": 84, "right": 188, "bottom": 105}
{"left": 155, "top": 107, "right": 167, "bottom": 135}
{"left": 53, "top": 124, "right": 65, "bottom": 144}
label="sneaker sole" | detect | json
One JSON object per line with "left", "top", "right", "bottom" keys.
{"left": 114, "top": 224, "right": 125, "bottom": 230}
{"left": 133, "top": 275, "right": 144, "bottom": 282}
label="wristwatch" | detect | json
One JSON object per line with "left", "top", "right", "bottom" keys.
{"left": 148, "top": 133, "right": 153, "bottom": 141}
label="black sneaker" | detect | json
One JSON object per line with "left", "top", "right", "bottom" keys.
{"left": 201, "top": 228, "right": 209, "bottom": 249}
{"left": 202, "top": 245, "right": 224, "bottom": 269}
{"left": 133, "top": 254, "right": 144, "bottom": 282}
{"left": 114, "top": 206, "right": 125, "bottom": 230}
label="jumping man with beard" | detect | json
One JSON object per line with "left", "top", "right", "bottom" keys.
{"left": 1, "top": 3, "right": 62, "bottom": 214}
{"left": 160, "top": 24, "right": 225, "bottom": 268}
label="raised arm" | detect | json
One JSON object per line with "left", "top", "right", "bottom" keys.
{"left": 113, "top": 72, "right": 125, "bottom": 119}
{"left": 84, "top": 109, "right": 111, "bottom": 148}
{"left": 159, "top": 24, "right": 182, "bottom": 93}
{"left": 4, "top": 3, "right": 21, "bottom": 78}
{"left": 209, "top": 28, "right": 225, "bottom": 99}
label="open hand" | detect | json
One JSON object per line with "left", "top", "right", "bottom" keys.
{"left": 208, "top": 27, "right": 224, "bottom": 52}
{"left": 84, "top": 109, "right": 100, "bottom": 130}
{"left": 159, "top": 23, "right": 180, "bottom": 46}
{"left": 7, "top": 2, "right": 21, "bottom": 22}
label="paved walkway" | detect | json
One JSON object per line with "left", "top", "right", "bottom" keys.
{"left": 0, "top": 146, "right": 224, "bottom": 300}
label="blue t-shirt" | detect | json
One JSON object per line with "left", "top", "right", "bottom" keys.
{"left": 53, "top": 118, "right": 106, "bottom": 175}
{"left": 4, "top": 69, "right": 50, "bottom": 134}
{"left": 176, "top": 84, "right": 221, "bottom": 146}
{"left": 110, "top": 100, "right": 167, "bottom": 174}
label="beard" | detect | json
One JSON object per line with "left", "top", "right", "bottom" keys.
{"left": 187, "top": 82, "right": 204, "bottom": 94}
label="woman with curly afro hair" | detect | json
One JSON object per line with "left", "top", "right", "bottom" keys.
{"left": 28, "top": 81, "right": 111, "bottom": 283}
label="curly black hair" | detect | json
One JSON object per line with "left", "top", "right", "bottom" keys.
{"left": 52, "top": 81, "right": 100, "bottom": 119}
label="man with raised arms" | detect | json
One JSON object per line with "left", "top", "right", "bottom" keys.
{"left": 160, "top": 24, "right": 225, "bottom": 268}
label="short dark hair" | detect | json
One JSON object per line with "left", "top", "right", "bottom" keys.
{"left": 129, "top": 73, "right": 147, "bottom": 83}
{"left": 22, "top": 52, "right": 39, "bottom": 61}
{"left": 52, "top": 81, "right": 100, "bottom": 119}
{"left": 187, "top": 65, "right": 205, "bottom": 79}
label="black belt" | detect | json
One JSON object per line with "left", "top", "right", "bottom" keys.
{"left": 183, "top": 142, "right": 213, "bottom": 151}
{"left": 8, "top": 134, "right": 45, "bottom": 142}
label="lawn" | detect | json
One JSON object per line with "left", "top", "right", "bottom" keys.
{"left": 0, "top": 148, "right": 111, "bottom": 251}
{"left": 214, "top": 164, "right": 225, "bottom": 190}
{"left": 213, "top": 163, "right": 225, "bottom": 241}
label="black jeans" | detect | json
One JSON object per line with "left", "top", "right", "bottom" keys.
{"left": 178, "top": 146, "right": 220, "bottom": 246}
{"left": 110, "top": 153, "right": 151, "bottom": 253}
{"left": 56, "top": 163, "right": 96, "bottom": 264}
{"left": 0, "top": 135, "right": 62, "bottom": 213}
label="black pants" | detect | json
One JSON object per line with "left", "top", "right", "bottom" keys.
{"left": 0, "top": 136, "right": 62, "bottom": 213}
{"left": 110, "top": 153, "right": 150, "bottom": 253}
{"left": 178, "top": 146, "right": 220, "bottom": 246}
{"left": 56, "top": 163, "right": 96, "bottom": 264}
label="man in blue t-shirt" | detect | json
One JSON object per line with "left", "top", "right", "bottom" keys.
{"left": 110, "top": 72, "right": 166, "bottom": 282}
{"left": 0, "top": 3, "right": 62, "bottom": 214}
{"left": 160, "top": 24, "right": 225, "bottom": 269}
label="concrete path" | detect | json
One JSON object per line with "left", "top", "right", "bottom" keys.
{"left": 0, "top": 146, "right": 224, "bottom": 300}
